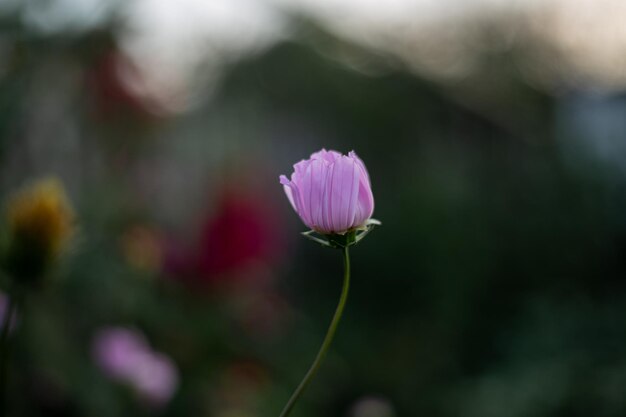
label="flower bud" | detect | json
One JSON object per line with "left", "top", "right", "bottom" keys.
{"left": 3, "top": 178, "right": 74, "bottom": 285}
{"left": 280, "top": 149, "right": 374, "bottom": 235}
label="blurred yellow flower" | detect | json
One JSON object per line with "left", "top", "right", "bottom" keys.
{"left": 4, "top": 178, "right": 74, "bottom": 283}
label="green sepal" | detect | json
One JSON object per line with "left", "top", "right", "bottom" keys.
{"left": 301, "top": 218, "right": 381, "bottom": 249}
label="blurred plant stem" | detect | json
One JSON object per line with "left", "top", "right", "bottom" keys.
{"left": 279, "top": 246, "right": 351, "bottom": 417}
{"left": 0, "top": 288, "right": 19, "bottom": 417}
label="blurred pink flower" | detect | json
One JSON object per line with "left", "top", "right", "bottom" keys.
{"left": 131, "top": 352, "right": 179, "bottom": 408}
{"left": 93, "top": 328, "right": 147, "bottom": 379}
{"left": 92, "top": 327, "right": 179, "bottom": 408}
{"left": 280, "top": 149, "right": 374, "bottom": 234}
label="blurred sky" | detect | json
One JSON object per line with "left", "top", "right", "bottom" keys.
{"left": 4, "top": 0, "right": 626, "bottom": 108}
{"left": 125, "top": 0, "right": 626, "bottom": 98}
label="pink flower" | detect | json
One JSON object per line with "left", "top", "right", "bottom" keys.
{"left": 280, "top": 149, "right": 374, "bottom": 234}
{"left": 92, "top": 328, "right": 147, "bottom": 380}
{"left": 131, "top": 352, "right": 179, "bottom": 408}
{"left": 92, "top": 327, "right": 179, "bottom": 408}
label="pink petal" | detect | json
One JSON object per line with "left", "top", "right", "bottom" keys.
{"left": 279, "top": 175, "right": 297, "bottom": 212}
{"left": 306, "top": 159, "right": 329, "bottom": 231}
{"left": 291, "top": 182, "right": 312, "bottom": 228}
{"left": 328, "top": 156, "right": 360, "bottom": 233}
{"left": 311, "top": 149, "right": 342, "bottom": 164}
{"left": 350, "top": 151, "right": 374, "bottom": 226}
{"left": 281, "top": 170, "right": 313, "bottom": 228}
{"left": 321, "top": 161, "right": 334, "bottom": 233}
{"left": 297, "top": 163, "right": 314, "bottom": 228}
{"left": 349, "top": 150, "right": 370, "bottom": 184}
{"left": 354, "top": 178, "right": 374, "bottom": 226}
{"left": 293, "top": 159, "right": 311, "bottom": 180}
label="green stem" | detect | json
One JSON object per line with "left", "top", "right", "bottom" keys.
{"left": 279, "top": 246, "right": 351, "bottom": 417}
{"left": 0, "top": 291, "right": 17, "bottom": 417}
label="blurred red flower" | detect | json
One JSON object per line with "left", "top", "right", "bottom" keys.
{"left": 164, "top": 186, "right": 285, "bottom": 290}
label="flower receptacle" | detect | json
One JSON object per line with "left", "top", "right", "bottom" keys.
{"left": 301, "top": 219, "right": 381, "bottom": 249}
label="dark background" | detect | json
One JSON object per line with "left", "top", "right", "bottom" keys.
{"left": 1, "top": 1, "right": 626, "bottom": 416}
